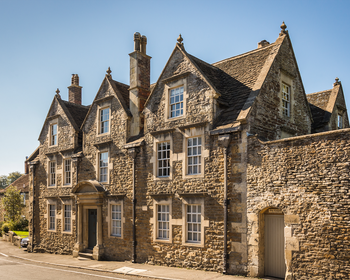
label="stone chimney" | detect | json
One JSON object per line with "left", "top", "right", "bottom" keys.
{"left": 129, "top": 32, "right": 151, "bottom": 136}
{"left": 258, "top": 40, "right": 270, "bottom": 48}
{"left": 68, "top": 74, "right": 82, "bottom": 105}
{"left": 25, "top": 156, "right": 29, "bottom": 174}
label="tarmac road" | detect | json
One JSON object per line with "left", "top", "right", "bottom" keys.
{"left": 0, "top": 253, "right": 147, "bottom": 280}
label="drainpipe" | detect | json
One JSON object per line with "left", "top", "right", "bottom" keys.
{"left": 72, "top": 157, "right": 79, "bottom": 243}
{"left": 29, "top": 162, "right": 37, "bottom": 252}
{"left": 219, "top": 134, "right": 231, "bottom": 274}
{"left": 128, "top": 148, "right": 137, "bottom": 263}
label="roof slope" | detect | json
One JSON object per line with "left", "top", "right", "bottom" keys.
{"left": 61, "top": 100, "right": 90, "bottom": 130}
{"left": 186, "top": 43, "right": 278, "bottom": 128}
{"left": 0, "top": 174, "right": 29, "bottom": 194}
{"left": 307, "top": 90, "right": 332, "bottom": 129}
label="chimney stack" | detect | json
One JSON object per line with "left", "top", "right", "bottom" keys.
{"left": 25, "top": 156, "right": 29, "bottom": 174}
{"left": 258, "top": 40, "right": 270, "bottom": 49}
{"left": 129, "top": 32, "right": 151, "bottom": 136}
{"left": 68, "top": 74, "right": 82, "bottom": 105}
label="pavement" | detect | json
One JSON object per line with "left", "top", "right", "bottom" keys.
{"left": 0, "top": 240, "right": 261, "bottom": 280}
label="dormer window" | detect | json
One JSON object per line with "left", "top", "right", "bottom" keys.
{"left": 282, "top": 83, "right": 290, "bottom": 117}
{"left": 100, "top": 108, "right": 110, "bottom": 134}
{"left": 170, "top": 86, "right": 184, "bottom": 118}
{"left": 338, "top": 114, "right": 343, "bottom": 129}
{"left": 50, "top": 123, "right": 58, "bottom": 146}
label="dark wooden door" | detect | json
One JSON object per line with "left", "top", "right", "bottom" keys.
{"left": 88, "top": 209, "right": 97, "bottom": 249}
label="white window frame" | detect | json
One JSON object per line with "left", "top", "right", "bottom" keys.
{"left": 181, "top": 197, "right": 208, "bottom": 247}
{"left": 282, "top": 83, "right": 291, "bottom": 117}
{"left": 107, "top": 200, "right": 124, "bottom": 238}
{"left": 338, "top": 114, "right": 343, "bottom": 129}
{"left": 99, "top": 151, "right": 109, "bottom": 183}
{"left": 64, "top": 159, "right": 72, "bottom": 186}
{"left": 164, "top": 77, "right": 188, "bottom": 122}
{"left": 187, "top": 137, "right": 202, "bottom": 175}
{"left": 50, "top": 123, "right": 58, "bottom": 146}
{"left": 48, "top": 204, "right": 56, "bottom": 231}
{"left": 150, "top": 197, "right": 174, "bottom": 243}
{"left": 157, "top": 204, "right": 170, "bottom": 240}
{"left": 49, "top": 161, "right": 56, "bottom": 187}
{"left": 169, "top": 86, "right": 184, "bottom": 118}
{"left": 111, "top": 204, "right": 122, "bottom": 237}
{"left": 186, "top": 204, "right": 201, "bottom": 243}
{"left": 63, "top": 204, "right": 72, "bottom": 233}
{"left": 157, "top": 142, "right": 170, "bottom": 178}
{"left": 99, "top": 107, "right": 110, "bottom": 135}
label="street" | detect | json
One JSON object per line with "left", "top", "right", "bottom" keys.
{"left": 0, "top": 253, "right": 148, "bottom": 280}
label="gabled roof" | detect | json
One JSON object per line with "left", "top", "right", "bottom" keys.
{"left": 38, "top": 94, "right": 89, "bottom": 140}
{"left": 81, "top": 75, "right": 131, "bottom": 130}
{"left": 307, "top": 89, "right": 332, "bottom": 129}
{"left": 144, "top": 33, "right": 293, "bottom": 130}
{"left": 60, "top": 100, "right": 90, "bottom": 131}
{"left": 0, "top": 174, "right": 30, "bottom": 195}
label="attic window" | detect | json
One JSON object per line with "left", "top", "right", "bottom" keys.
{"left": 50, "top": 123, "right": 58, "bottom": 146}
{"left": 338, "top": 114, "right": 343, "bottom": 129}
{"left": 99, "top": 107, "right": 110, "bottom": 134}
{"left": 170, "top": 86, "right": 184, "bottom": 118}
{"left": 282, "top": 83, "right": 291, "bottom": 117}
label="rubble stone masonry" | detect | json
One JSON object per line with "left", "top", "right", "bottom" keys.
{"left": 247, "top": 128, "right": 350, "bottom": 279}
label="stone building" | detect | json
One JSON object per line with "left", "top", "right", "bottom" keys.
{"left": 27, "top": 23, "right": 350, "bottom": 279}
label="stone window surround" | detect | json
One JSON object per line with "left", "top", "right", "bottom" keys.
{"left": 47, "top": 159, "right": 57, "bottom": 188}
{"left": 61, "top": 199, "right": 75, "bottom": 234}
{"left": 181, "top": 196, "right": 209, "bottom": 247}
{"left": 96, "top": 103, "right": 111, "bottom": 137}
{"left": 150, "top": 197, "right": 179, "bottom": 243}
{"left": 164, "top": 77, "right": 188, "bottom": 122}
{"left": 45, "top": 199, "right": 57, "bottom": 232}
{"left": 151, "top": 133, "right": 174, "bottom": 181}
{"left": 180, "top": 126, "right": 209, "bottom": 179}
{"left": 63, "top": 157, "right": 72, "bottom": 187}
{"left": 96, "top": 148, "right": 112, "bottom": 184}
{"left": 49, "top": 119, "right": 58, "bottom": 147}
{"left": 280, "top": 71, "right": 294, "bottom": 121}
{"left": 106, "top": 198, "right": 125, "bottom": 239}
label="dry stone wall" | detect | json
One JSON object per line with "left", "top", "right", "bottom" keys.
{"left": 247, "top": 128, "right": 350, "bottom": 279}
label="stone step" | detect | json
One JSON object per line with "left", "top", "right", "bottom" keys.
{"left": 78, "top": 252, "right": 93, "bottom": 260}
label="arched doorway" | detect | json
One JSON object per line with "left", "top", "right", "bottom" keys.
{"left": 264, "top": 208, "right": 286, "bottom": 279}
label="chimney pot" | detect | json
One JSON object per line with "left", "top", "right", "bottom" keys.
{"left": 25, "top": 156, "right": 29, "bottom": 174}
{"left": 134, "top": 32, "right": 141, "bottom": 51}
{"left": 141, "top": 35, "right": 147, "bottom": 54}
{"left": 258, "top": 40, "right": 270, "bottom": 48}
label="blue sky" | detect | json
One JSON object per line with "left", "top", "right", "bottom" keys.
{"left": 1, "top": 0, "right": 350, "bottom": 175}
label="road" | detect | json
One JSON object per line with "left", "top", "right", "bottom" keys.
{"left": 0, "top": 253, "right": 145, "bottom": 280}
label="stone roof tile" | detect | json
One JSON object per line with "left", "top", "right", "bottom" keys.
{"left": 307, "top": 90, "right": 332, "bottom": 129}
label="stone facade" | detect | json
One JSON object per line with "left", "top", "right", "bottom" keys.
{"left": 28, "top": 23, "right": 350, "bottom": 279}
{"left": 247, "top": 129, "right": 350, "bottom": 279}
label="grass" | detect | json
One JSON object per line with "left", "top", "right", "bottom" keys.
{"left": 13, "top": 231, "right": 29, "bottom": 238}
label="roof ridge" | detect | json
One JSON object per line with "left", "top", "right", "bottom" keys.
{"left": 212, "top": 43, "right": 277, "bottom": 66}
{"left": 307, "top": 89, "right": 332, "bottom": 96}
{"left": 111, "top": 79, "right": 129, "bottom": 88}
{"left": 61, "top": 99, "right": 91, "bottom": 108}
{"left": 187, "top": 53, "right": 220, "bottom": 70}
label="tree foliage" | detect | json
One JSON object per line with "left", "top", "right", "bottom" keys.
{"left": 2, "top": 185, "right": 24, "bottom": 222}
{"left": 7, "top": 172, "right": 22, "bottom": 184}
{"left": 0, "top": 172, "right": 22, "bottom": 189}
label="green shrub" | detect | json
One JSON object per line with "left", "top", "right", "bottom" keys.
{"left": 8, "top": 218, "right": 28, "bottom": 231}
{"left": 1, "top": 223, "right": 9, "bottom": 233}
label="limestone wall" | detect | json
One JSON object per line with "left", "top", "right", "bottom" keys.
{"left": 247, "top": 128, "right": 350, "bottom": 279}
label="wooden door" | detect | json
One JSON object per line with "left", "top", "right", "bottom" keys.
{"left": 265, "top": 214, "right": 286, "bottom": 279}
{"left": 88, "top": 209, "right": 97, "bottom": 249}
